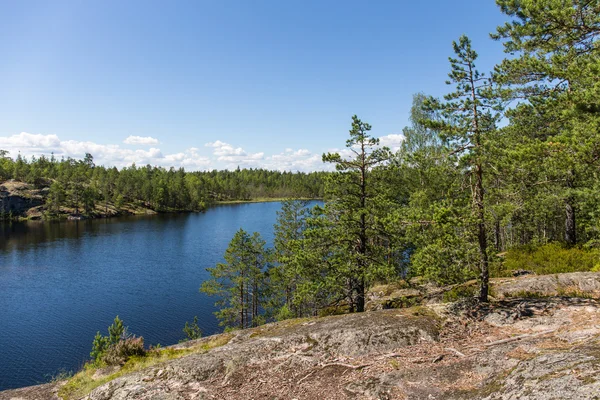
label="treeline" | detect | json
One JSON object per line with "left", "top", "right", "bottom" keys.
{"left": 0, "top": 151, "right": 326, "bottom": 217}
{"left": 201, "top": 0, "right": 600, "bottom": 329}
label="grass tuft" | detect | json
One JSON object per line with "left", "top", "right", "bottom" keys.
{"left": 58, "top": 334, "right": 233, "bottom": 400}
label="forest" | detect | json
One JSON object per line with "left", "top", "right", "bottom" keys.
{"left": 1, "top": 0, "right": 599, "bottom": 331}
{"left": 0, "top": 152, "right": 326, "bottom": 218}
{"left": 200, "top": 0, "right": 600, "bottom": 329}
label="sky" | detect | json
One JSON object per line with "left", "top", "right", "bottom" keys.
{"left": 0, "top": 0, "right": 509, "bottom": 172}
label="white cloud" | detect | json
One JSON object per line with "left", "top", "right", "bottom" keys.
{"left": 0, "top": 132, "right": 210, "bottom": 170}
{"left": 205, "top": 140, "right": 264, "bottom": 168}
{"left": 378, "top": 134, "right": 405, "bottom": 151}
{"left": 265, "top": 148, "right": 328, "bottom": 172}
{"left": 0, "top": 132, "right": 62, "bottom": 153}
{"left": 123, "top": 135, "right": 160, "bottom": 145}
{"left": 0, "top": 132, "right": 403, "bottom": 172}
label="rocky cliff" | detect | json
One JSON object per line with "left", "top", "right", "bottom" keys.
{"left": 0, "top": 180, "right": 45, "bottom": 218}
{"left": 2, "top": 273, "right": 600, "bottom": 400}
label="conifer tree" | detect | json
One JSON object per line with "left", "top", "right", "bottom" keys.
{"left": 321, "top": 115, "right": 393, "bottom": 312}
{"left": 272, "top": 199, "right": 311, "bottom": 318}
{"left": 424, "top": 36, "right": 503, "bottom": 301}
{"left": 492, "top": 0, "right": 600, "bottom": 246}
{"left": 201, "top": 229, "right": 269, "bottom": 329}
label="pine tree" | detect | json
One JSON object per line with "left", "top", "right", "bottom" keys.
{"left": 423, "top": 36, "right": 503, "bottom": 301}
{"left": 272, "top": 199, "right": 311, "bottom": 318}
{"left": 200, "top": 229, "right": 269, "bottom": 329}
{"left": 321, "top": 115, "right": 393, "bottom": 312}
{"left": 493, "top": 0, "right": 600, "bottom": 246}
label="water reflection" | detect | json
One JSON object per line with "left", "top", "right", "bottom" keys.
{"left": 0, "top": 202, "right": 319, "bottom": 390}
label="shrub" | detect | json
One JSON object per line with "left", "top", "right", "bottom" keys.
{"left": 102, "top": 336, "right": 146, "bottom": 366}
{"left": 275, "top": 304, "right": 294, "bottom": 322}
{"left": 496, "top": 243, "right": 600, "bottom": 277}
{"left": 182, "top": 316, "right": 202, "bottom": 341}
{"left": 90, "top": 316, "right": 137, "bottom": 364}
{"left": 410, "top": 237, "right": 478, "bottom": 285}
{"left": 90, "top": 332, "right": 110, "bottom": 362}
{"left": 442, "top": 284, "right": 476, "bottom": 302}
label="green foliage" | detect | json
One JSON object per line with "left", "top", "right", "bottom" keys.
{"left": 442, "top": 285, "right": 477, "bottom": 303}
{"left": 411, "top": 235, "right": 478, "bottom": 285}
{"left": 182, "top": 316, "right": 202, "bottom": 341}
{"left": 270, "top": 199, "right": 316, "bottom": 318}
{"left": 90, "top": 332, "right": 109, "bottom": 362}
{"left": 201, "top": 229, "right": 270, "bottom": 329}
{"left": 90, "top": 316, "right": 140, "bottom": 365}
{"left": 274, "top": 304, "right": 294, "bottom": 321}
{"left": 108, "top": 316, "right": 124, "bottom": 344}
{"left": 319, "top": 115, "right": 396, "bottom": 312}
{"left": 422, "top": 35, "right": 503, "bottom": 301}
{"left": 0, "top": 150, "right": 326, "bottom": 218}
{"left": 499, "top": 243, "right": 600, "bottom": 276}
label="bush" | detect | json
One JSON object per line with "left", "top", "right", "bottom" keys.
{"left": 90, "top": 316, "right": 142, "bottom": 364}
{"left": 90, "top": 332, "right": 110, "bottom": 362}
{"left": 275, "top": 304, "right": 294, "bottom": 321}
{"left": 182, "top": 316, "right": 202, "bottom": 341}
{"left": 495, "top": 243, "right": 600, "bottom": 277}
{"left": 442, "top": 284, "right": 477, "bottom": 302}
{"left": 102, "top": 337, "right": 146, "bottom": 366}
{"left": 410, "top": 237, "right": 478, "bottom": 285}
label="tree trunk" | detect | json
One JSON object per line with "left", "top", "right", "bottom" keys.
{"left": 494, "top": 219, "right": 501, "bottom": 252}
{"left": 355, "top": 278, "right": 365, "bottom": 313}
{"left": 468, "top": 61, "right": 489, "bottom": 303}
{"left": 240, "top": 277, "right": 244, "bottom": 330}
{"left": 357, "top": 140, "right": 367, "bottom": 312}
{"left": 476, "top": 164, "right": 489, "bottom": 302}
{"left": 565, "top": 170, "right": 576, "bottom": 246}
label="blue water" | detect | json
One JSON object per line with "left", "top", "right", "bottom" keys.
{"left": 0, "top": 201, "right": 317, "bottom": 390}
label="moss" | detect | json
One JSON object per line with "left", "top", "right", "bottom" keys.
{"left": 58, "top": 334, "right": 233, "bottom": 400}
{"left": 318, "top": 305, "right": 347, "bottom": 317}
{"left": 382, "top": 295, "right": 422, "bottom": 309}
{"left": 248, "top": 317, "right": 313, "bottom": 338}
{"left": 409, "top": 306, "right": 439, "bottom": 320}
{"left": 442, "top": 284, "right": 477, "bottom": 302}
{"left": 460, "top": 366, "right": 516, "bottom": 398}
{"left": 371, "top": 280, "right": 412, "bottom": 296}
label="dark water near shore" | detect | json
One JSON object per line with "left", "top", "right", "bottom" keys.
{"left": 0, "top": 201, "right": 318, "bottom": 390}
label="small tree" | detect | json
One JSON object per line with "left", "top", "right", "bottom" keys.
{"left": 46, "top": 182, "right": 66, "bottom": 215}
{"left": 201, "top": 229, "right": 269, "bottom": 329}
{"left": 90, "top": 316, "right": 128, "bottom": 363}
{"left": 321, "top": 115, "right": 393, "bottom": 312}
{"left": 182, "top": 316, "right": 202, "bottom": 341}
{"left": 108, "top": 315, "right": 125, "bottom": 344}
{"left": 423, "top": 35, "right": 502, "bottom": 302}
{"left": 272, "top": 199, "right": 311, "bottom": 318}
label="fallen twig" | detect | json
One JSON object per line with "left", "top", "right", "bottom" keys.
{"left": 446, "top": 347, "right": 466, "bottom": 357}
{"left": 482, "top": 329, "right": 556, "bottom": 347}
{"left": 320, "top": 362, "right": 372, "bottom": 369}
{"left": 297, "top": 371, "right": 316, "bottom": 385}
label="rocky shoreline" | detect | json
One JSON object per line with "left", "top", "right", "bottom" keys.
{"left": 1, "top": 272, "right": 599, "bottom": 400}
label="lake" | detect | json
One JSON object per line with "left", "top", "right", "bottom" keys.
{"left": 0, "top": 201, "right": 318, "bottom": 390}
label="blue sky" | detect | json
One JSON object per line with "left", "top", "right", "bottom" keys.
{"left": 0, "top": 0, "right": 508, "bottom": 171}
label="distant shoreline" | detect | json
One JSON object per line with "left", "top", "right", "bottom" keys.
{"left": 214, "top": 197, "right": 321, "bottom": 205}
{"left": 2, "top": 197, "right": 324, "bottom": 224}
